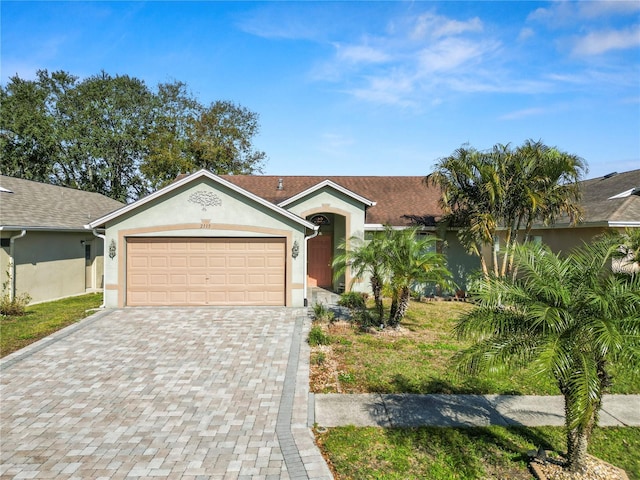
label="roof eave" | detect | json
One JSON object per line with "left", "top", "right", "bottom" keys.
{"left": 0, "top": 225, "right": 91, "bottom": 233}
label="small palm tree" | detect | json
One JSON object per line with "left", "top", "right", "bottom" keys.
{"left": 383, "top": 227, "right": 453, "bottom": 327}
{"left": 454, "top": 239, "right": 640, "bottom": 473}
{"left": 332, "top": 233, "right": 387, "bottom": 321}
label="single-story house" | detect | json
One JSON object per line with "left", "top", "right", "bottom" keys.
{"left": 0, "top": 175, "right": 124, "bottom": 304}
{"left": 88, "top": 170, "right": 479, "bottom": 308}
{"left": 486, "top": 168, "right": 640, "bottom": 271}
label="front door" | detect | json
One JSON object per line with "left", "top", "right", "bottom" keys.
{"left": 308, "top": 235, "right": 332, "bottom": 288}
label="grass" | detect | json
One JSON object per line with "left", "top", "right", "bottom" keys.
{"left": 0, "top": 293, "right": 103, "bottom": 357}
{"left": 316, "top": 425, "right": 640, "bottom": 480}
{"left": 310, "top": 299, "right": 639, "bottom": 395}
{"left": 312, "top": 297, "right": 640, "bottom": 479}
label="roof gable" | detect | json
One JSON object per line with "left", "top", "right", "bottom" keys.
{"left": 0, "top": 176, "right": 124, "bottom": 231}
{"left": 88, "top": 169, "right": 317, "bottom": 230}
{"left": 277, "top": 179, "right": 376, "bottom": 208}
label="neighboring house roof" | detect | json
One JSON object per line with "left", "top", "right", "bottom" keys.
{"left": 220, "top": 175, "right": 443, "bottom": 226}
{"left": 578, "top": 169, "right": 640, "bottom": 227}
{"left": 0, "top": 175, "right": 124, "bottom": 231}
{"left": 88, "top": 169, "right": 318, "bottom": 230}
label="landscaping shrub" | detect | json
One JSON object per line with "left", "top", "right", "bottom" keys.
{"left": 0, "top": 271, "right": 31, "bottom": 316}
{"left": 337, "top": 291, "right": 367, "bottom": 310}
{"left": 0, "top": 292, "right": 31, "bottom": 316}
{"left": 312, "top": 302, "right": 335, "bottom": 322}
{"left": 308, "top": 325, "right": 330, "bottom": 346}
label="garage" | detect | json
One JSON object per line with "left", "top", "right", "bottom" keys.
{"left": 126, "top": 237, "right": 286, "bottom": 306}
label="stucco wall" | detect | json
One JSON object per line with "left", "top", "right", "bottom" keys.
{"left": 103, "top": 178, "right": 309, "bottom": 307}
{"left": 0, "top": 231, "right": 104, "bottom": 305}
{"left": 484, "top": 225, "right": 622, "bottom": 273}
{"left": 442, "top": 231, "right": 481, "bottom": 292}
{"left": 284, "top": 187, "right": 368, "bottom": 292}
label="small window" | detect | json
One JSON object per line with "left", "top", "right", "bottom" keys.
{"left": 0, "top": 238, "right": 10, "bottom": 248}
{"left": 85, "top": 244, "right": 91, "bottom": 261}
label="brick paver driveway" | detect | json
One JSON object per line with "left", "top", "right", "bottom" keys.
{"left": 1, "top": 308, "right": 332, "bottom": 480}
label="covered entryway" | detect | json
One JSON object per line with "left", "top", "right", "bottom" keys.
{"left": 126, "top": 237, "right": 285, "bottom": 306}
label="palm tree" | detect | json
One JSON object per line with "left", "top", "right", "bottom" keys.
{"left": 500, "top": 140, "right": 585, "bottom": 276}
{"left": 454, "top": 239, "right": 640, "bottom": 473}
{"left": 383, "top": 227, "right": 453, "bottom": 327}
{"left": 430, "top": 145, "right": 502, "bottom": 277}
{"left": 431, "top": 140, "right": 586, "bottom": 279}
{"left": 332, "top": 233, "right": 387, "bottom": 321}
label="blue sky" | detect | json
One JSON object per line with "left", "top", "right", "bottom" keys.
{"left": 2, "top": 1, "right": 639, "bottom": 179}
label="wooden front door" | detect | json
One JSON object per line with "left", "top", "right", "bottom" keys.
{"left": 308, "top": 235, "right": 333, "bottom": 288}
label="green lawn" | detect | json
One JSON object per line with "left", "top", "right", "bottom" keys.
{"left": 310, "top": 299, "right": 639, "bottom": 395}
{"left": 317, "top": 425, "right": 640, "bottom": 480}
{"left": 0, "top": 293, "right": 103, "bottom": 357}
{"left": 311, "top": 298, "right": 639, "bottom": 479}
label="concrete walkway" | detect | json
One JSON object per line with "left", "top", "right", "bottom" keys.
{"left": 313, "top": 393, "right": 640, "bottom": 428}
{"left": 1, "top": 307, "right": 333, "bottom": 480}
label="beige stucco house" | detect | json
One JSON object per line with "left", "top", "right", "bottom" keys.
{"left": 89, "top": 170, "right": 478, "bottom": 308}
{"left": 0, "top": 176, "right": 124, "bottom": 304}
{"left": 485, "top": 168, "right": 640, "bottom": 271}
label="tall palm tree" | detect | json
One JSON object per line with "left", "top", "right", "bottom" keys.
{"left": 431, "top": 140, "right": 586, "bottom": 279}
{"left": 500, "top": 140, "right": 585, "bottom": 276}
{"left": 383, "top": 228, "right": 453, "bottom": 327}
{"left": 430, "top": 146, "right": 502, "bottom": 277}
{"left": 332, "top": 233, "right": 387, "bottom": 321}
{"left": 454, "top": 239, "right": 640, "bottom": 473}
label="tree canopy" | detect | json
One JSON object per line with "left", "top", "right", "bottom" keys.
{"left": 429, "top": 140, "right": 586, "bottom": 277}
{"left": 0, "top": 70, "right": 266, "bottom": 202}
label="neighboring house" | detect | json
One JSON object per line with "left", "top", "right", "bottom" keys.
{"left": 0, "top": 176, "right": 124, "bottom": 304}
{"left": 487, "top": 168, "right": 640, "bottom": 271}
{"left": 89, "top": 170, "right": 478, "bottom": 308}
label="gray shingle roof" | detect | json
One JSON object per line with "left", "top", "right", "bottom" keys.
{"left": 0, "top": 176, "right": 125, "bottom": 230}
{"left": 578, "top": 169, "right": 640, "bottom": 225}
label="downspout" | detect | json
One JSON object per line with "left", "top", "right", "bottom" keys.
{"left": 303, "top": 227, "right": 320, "bottom": 307}
{"left": 9, "top": 230, "right": 27, "bottom": 302}
{"left": 91, "top": 229, "right": 106, "bottom": 308}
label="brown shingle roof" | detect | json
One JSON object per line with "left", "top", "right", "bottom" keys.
{"left": 0, "top": 176, "right": 125, "bottom": 230}
{"left": 219, "top": 175, "right": 443, "bottom": 226}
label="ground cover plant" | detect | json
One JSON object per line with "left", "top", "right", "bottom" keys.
{"left": 0, "top": 293, "right": 103, "bottom": 357}
{"left": 316, "top": 425, "right": 640, "bottom": 480}
{"left": 309, "top": 299, "right": 637, "bottom": 395}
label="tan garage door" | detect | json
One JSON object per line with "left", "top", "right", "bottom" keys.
{"left": 126, "top": 237, "right": 285, "bottom": 306}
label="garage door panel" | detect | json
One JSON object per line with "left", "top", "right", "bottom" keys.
{"left": 228, "top": 256, "right": 247, "bottom": 268}
{"left": 126, "top": 237, "right": 285, "bottom": 306}
{"left": 188, "top": 256, "right": 207, "bottom": 268}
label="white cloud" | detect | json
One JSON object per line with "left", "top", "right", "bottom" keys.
{"left": 572, "top": 25, "right": 640, "bottom": 56}
{"left": 417, "top": 37, "right": 488, "bottom": 73}
{"left": 411, "top": 12, "right": 483, "bottom": 40}
{"left": 334, "top": 43, "right": 390, "bottom": 64}
{"left": 578, "top": 1, "right": 640, "bottom": 18}
{"left": 528, "top": 1, "right": 640, "bottom": 26}
{"left": 499, "top": 107, "right": 549, "bottom": 120}
{"left": 518, "top": 27, "right": 535, "bottom": 42}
